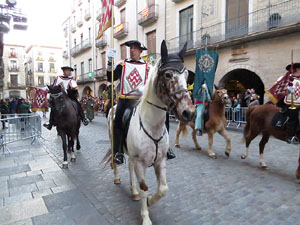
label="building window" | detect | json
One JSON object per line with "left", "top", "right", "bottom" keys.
{"left": 38, "top": 76, "right": 44, "bottom": 86}
{"left": 226, "top": 0, "right": 249, "bottom": 38}
{"left": 38, "top": 62, "right": 44, "bottom": 72}
{"left": 101, "top": 52, "right": 106, "bottom": 70}
{"left": 81, "top": 62, "right": 84, "bottom": 74}
{"left": 88, "top": 58, "right": 92, "bottom": 72}
{"left": 179, "top": 5, "right": 193, "bottom": 47}
{"left": 147, "top": 30, "right": 156, "bottom": 54}
{"left": 74, "top": 64, "right": 77, "bottom": 76}
{"left": 10, "top": 74, "right": 18, "bottom": 87}
{"left": 88, "top": 27, "right": 91, "bottom": 40}
{"left": 121, "top": 44, "right": 127, "bottom": 60}
{"left": 120, "top": 8, "right": 126, "bottom": 23}
{"left": 49, "top": 63, "right": 55, "bottom": 72}
{"left": 10, "top": 60, "right": 17, "bottom": 69}
{"left": 81, "top": 33, "right": 83, "bottom": 43}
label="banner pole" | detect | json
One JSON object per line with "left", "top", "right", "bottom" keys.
{"left": 110, "top": 1, "right": 115, "bottom": 168}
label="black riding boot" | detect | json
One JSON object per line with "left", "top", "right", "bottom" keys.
{"left": 285, "top": 120, "right": 298, "bottom": 144}
{"left": 166, "top": 112, "right": 176, "bottom": 160}
{"left": 43, "top": 110, "right": 54, "bottom": 130}
{"left": 77, "top": 103, "right": 89, "bottom": 126}
{"left": 113, "top": 128, "right": 124, "bottom": 164}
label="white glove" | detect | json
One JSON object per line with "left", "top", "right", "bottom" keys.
{"left": 288, "top": 86, "right": 295, "bottom": 93}
{"left": 137, "top": 86, "right": 145, "bottom": 94}
{"left": 107, "top": 48, "right": 116, "bottom": 59}
{"left": 202, "top": 83, "right": 207, "bottom": 90}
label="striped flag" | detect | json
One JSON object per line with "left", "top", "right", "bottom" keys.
{"left": 96, "top": 0, "right": 114, "bottom": 40}
{"left": 142, "top": 7, "right": 149, "bottom": 18}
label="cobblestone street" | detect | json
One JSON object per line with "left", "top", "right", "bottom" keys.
{"left": 0, "top": 113, "right": 300, "bottom": 225}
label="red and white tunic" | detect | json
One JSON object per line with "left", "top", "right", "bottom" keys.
{"left": 119, "top": 60, "right": 149, "bottom": 99}
{"left": 284, "top": 77, "right": 300, "bottom": 106}
{"left": 53, "top": 76, "right": 78, "bottom": 92}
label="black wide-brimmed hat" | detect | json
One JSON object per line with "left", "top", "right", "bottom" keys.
{"left": 286, "top": 63, "right": 300, "bottom": 71}
{"left": 61, "top": 66, "right": 74, "bottom": 71}
{"left": 124, "top": 40, "right": 147, "bottom": 50}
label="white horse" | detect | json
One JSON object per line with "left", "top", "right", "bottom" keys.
{"left": 102, "top": 40, "right": 195, "bottom": 225}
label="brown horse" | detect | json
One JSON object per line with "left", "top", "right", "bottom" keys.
{"left": 175, "top": 87, "right": 232, "bottom": 158}
{"left": 241, "top": 104, "right": 300, "bottom": 180}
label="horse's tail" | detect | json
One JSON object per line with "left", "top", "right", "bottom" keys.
{"left": 242, "top": 106, "right": 256, "bottom": 143}
{"left": 100, "top": 147, "right": 112, "bottom": 168}
{"left": 177, "top": 121, "right": 188, "bottom": 137}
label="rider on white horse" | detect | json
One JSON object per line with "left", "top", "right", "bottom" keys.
{"left": 107, "top": 40, "right": 176, "bottom": 164}
{"left": 43, "top": 66, "right": 89, "bottom": 130}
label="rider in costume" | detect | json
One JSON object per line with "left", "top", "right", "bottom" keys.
{"left": 43, "top": 66, "right": 89, "bottom": 130}
{"left": 275, "top": 63, "right": 300, "bottom": 144}
{"left": 107, "top": 40, "right": 176, "bottom": 164}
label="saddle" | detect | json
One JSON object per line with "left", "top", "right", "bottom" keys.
{"left": 271, "top": 112, "right": 289, "bottom": 128}
{"left": 71, "top": 100, "right": 79, "bottom": 116}
{"left": 120, "top": 101, "right": 139, "bottom": 151}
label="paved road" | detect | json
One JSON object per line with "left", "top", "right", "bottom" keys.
{"left": 0, "top": 113, "right": 299, "bottom": 225}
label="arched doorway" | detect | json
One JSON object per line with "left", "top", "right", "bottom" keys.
{"left": 98, "top": 84, "right": 107, "bottom": 98}
{"left": 218, "top": 69, "right": 265, "bottom": 104}
{"left": 82, "top": 86, "right": 93, "bottom": 98}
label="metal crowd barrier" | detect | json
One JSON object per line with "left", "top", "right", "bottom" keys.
{"left": 0, "top": 113, "right": 43, "bottom": 153}
{"left": 225, "top": 107, "right": 248, "bottom": 128}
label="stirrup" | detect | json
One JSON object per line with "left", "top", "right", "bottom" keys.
{"left": 83, "top": 118, "right": 89, "bottom": 126}
{"left": 288, "top": 136, "right": 299, "bottom": 145}
{"left": 114, "top": 152, "right": 125, "bottom": 164}
{"left": 167, "top": 147, "right": 176, "bottom": 160}
{"left": 43, "top": 123, "right": 52, "bottom": 130}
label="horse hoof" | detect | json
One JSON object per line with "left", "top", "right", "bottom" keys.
{"left": 77, "top": 145, "right": 81, "bottom": 151}
{"left": 132, "top": 194, "right": 140, "bottom": 201}
{"left": 114, "top": 179, "right": 121, "bottom": 185}
{"left": 196, "top": 146, "right": 201, "bottom": 150}
{"left": 241, "top": 154, "right": 247, "bottom": 160}
{"left": 175, "top": 144, "right": 180, "bottom": 148}
{"left": 209, "top": 154, "right": 217, "bottom": 159}
{"left": 70, "top": 158, "right": 76, "bottom": 163}
{"left": 261, "top": 165, "right": 268, "bottom": 170}
{"left": 225, "top": 151, "right": 230, "bottom": 157}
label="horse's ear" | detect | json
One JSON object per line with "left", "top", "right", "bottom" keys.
{"left": 178, "top": 42, "right": 187, "bottom": 61}
{"left": 214, "top": 84, "right": 219, "bottom": 90}
{"left": 161, "top": 40, "right": 168, "bottom": 64}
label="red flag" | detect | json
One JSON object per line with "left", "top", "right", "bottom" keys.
{"left": 265, "top": 71, "right": 292, "bottom": 104}
{"left": 96, "top": 0, "right": 114, "bottom": 39}
{"left": 32, "top": 88, "right": 48, "bottom": 112}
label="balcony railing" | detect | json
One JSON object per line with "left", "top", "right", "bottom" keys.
{"left": 167, "top": 0, "right": 300, "bottom": 52}
{"left": 77, "top": 72, "right": 95, "bottom": 84}
{"left": 77, "top": 18, "right": 83, "bottom": 27}
{"left": 71, "top": 24, "right": 76, "bottom": 33}
{"left": 95, "top": 68, "right": 107, "bottom": 81}
{"left": 138, "top": 4, "right": 159, "bottom": 27}
{"left": 113, "top": 22, "right": 128, "bottom": 39}
{"left": 63, "top": 50, "right": 68, "bottom": 59}
{"left": 171, "top": 0, "right": 185, "bottom": 2}
{"left": 96, "top": 35, "right": 107, "bottom": 49}
{"left": 9, "top": 52, "right": 17, "bottom": 58}
{"left": 49, "top": 56, "right": 55, "bottom": 62}
{"left": 115, "top": 0, "right": 126, "bottom": 7}
{"left": 71, "top": 38, "right": 92, "bottom": 57}
{"left": 84, "top": 10, "right": 91, "bottom": 21}
{"left": 8, "top": 66, "right": 19, "bottom": 72}
{"left": 7, "top": 82, "right": 26, "bottom": 90}
{"left": 36, "top": 68, "right": 44, "bottom": 72}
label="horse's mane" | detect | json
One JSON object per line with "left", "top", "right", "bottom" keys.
{"left": 140, "top": 58, "right": 161, "bottom": 114}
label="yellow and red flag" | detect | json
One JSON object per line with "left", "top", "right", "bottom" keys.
{"left": 142, "top": 7, "right": 149, "bottom": 18}
{"left": 96, "top": 0, "right": 114, "bottom": 40}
